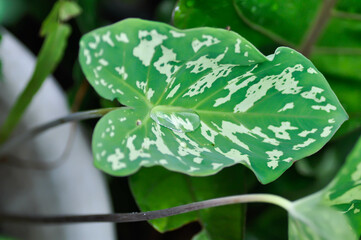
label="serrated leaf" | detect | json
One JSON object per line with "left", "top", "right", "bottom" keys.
{"left": 129, "top": 166, "right": 245, "bottom": 239}
{"left": 79, "top": 18, "right": 347, "bottom": 184}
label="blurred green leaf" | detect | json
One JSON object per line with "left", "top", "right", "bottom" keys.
{"left": 233, "top": 0, "right": 320, "bottom": 46}
{"left": 0, "top": 0, "right": 81, "bottom": 143}
{"left": 155, "top": 0, "right": 177, "bottom": 23}
{"left": 336, "top": 0, "right": 361, "bottom": 14}
{"left": 0, "top": 23, "right": 71, "bottom": 143}
{"left": 192, "top": 229, "right": 210, "bottom": 240}
{"left": 129, "top": 166, "right": 245, "bottom": 239}
{"left": 0, "top": 0, "right": 26, "bottom": 25}
{"left": 327, "top": 75, "right": 361, "bottom": 135}
{"left": 173, "top": 0, "right": 275, "bottom": 51}
{"left": 58, "top": 1, "right": 82, "bottom": 22}
{"left": 76, "top": 0, "right": 100, "bottom": 33}
{"left": 41, "top": 1, "right": 81, "bottom": 36}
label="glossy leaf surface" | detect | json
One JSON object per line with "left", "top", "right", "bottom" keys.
{"left": 129, "top": 166, "right": 245, "bottom": 239}
{"left": 79, "top": 18, "right": 347, "bottom": 183}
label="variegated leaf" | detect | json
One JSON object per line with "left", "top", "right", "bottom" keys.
{"left": 79, "top": 18, "right": 347, "bottom": 184}
{"left": 321, "top": 135, "right": 361, "bottom": 236}
{"left": 289, "top": 193, "right": 357, "bottom": 240}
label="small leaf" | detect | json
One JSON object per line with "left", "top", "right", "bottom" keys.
{"left": 79, "top": 18, "right": 347, "bottom": 183}
{"left": 0, "top": 0, "right": 25, "bottom": 25}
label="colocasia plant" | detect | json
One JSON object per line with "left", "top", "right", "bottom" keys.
{"left": 77, "top": 18, "right": 357, "bottom": 239}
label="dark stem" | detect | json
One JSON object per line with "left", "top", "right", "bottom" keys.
{"left": 300, "top": 0, "right": 338, "bottom": 57}
{"left": 332, "top": 10, "right": 361, "bottom": 21}
{"left": 232, "top": 0, "right": 295, "bottom": 48}
{"left": 0, "top": 108, "right": 120, "bottom": 156}
{"left": 313, "top": 46, "right": 361, "bottom": 55}
{"left": 0, "top": 194, "right": 291, "bottom": 224}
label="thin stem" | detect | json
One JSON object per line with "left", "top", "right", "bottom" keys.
{"left": 332, "top": 10, "right": 361, "bottom": 21}
{"left": 299, "top": 0, "right": 338, "bottom": 57}
{"left": 0, "top": 194, "right": 291, "bottom": 224}
{"left": 313, "top": 46, "right": 361, "bottom": 55}
{"left": 0, "top": 107, "right": 120, "bottom": 156}
{"left": 232, "top": 0, "right": 295, "bottom": 48}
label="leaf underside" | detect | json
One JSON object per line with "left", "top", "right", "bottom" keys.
{"left": 287, "top": 136, "right": 361, "bottom": 239}
{"left": 79, "top": 18, "right": 347, "bottom": 184}
{"left": 321, "top": 136, "right": 361, "bottom": 236}
{"left": 289, "top": 193, "right": 357, "bottom": 240}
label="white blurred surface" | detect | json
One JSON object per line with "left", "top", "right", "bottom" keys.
{"left": 0, "top": 30, "right": 115, "bottom": 240}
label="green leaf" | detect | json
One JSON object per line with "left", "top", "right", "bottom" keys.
{"left": 0, "top": 0, "right": 26, "bottom": 25}
{"left": 173, "top": 0, "right": 361, "bottom": 134}
{"left": 321, "top": 136, "right": 361, "bottom": 235}
{"left": 41, "top": 1, "right": 81, "bottom": 36}
{"left": 192, "top": 230, "right": 210, "bottom": 240}
{"left": 76, "top": 0, "right": 99, "bottom": 33}
{"left": 173, "top": 0, "right": 275, "bottom": 49}
{"left": 58, "top": 1, "right": 82, "bottom": 22}
{"left": 288, "top": 193, "right": 357, "bottom": 240}
{"left": 79, "top": 18, "right": 347, "bottom": 184}
{"left": 129, "top": 166, "right": 245, "bottom": 239}
{"left": 0, "top": 23, "right": 71, "bottom": 143}
{"left": 286, "top": 135, "right": 361, "bottom": 239}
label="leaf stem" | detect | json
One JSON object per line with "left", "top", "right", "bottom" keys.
{"left": 313, "top": 46, "right": 361, "bottom": 55}
{"left": 0, "top": 194, "right": 291, "bottom": 224}
{"left": 232, "top": 0, "right": 295, "bottom": 48}
{"left": 0, "top": 107, "right": 120, "bottom": 156}
{"left": 299, "top": 0, "right": 338, "bottom": 57}
{"left": 331, "top": 10, "right": 361, "bottom": 21}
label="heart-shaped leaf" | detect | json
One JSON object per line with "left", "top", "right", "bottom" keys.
{"left": 79, "top": 18, "right": 347, "bottom": 184}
